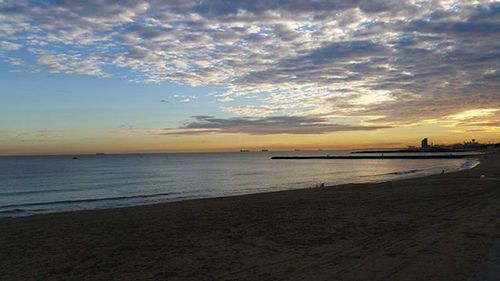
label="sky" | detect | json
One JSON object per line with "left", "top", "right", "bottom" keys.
{"left": 0, "top": 0, "right": 499, "bottom": 155}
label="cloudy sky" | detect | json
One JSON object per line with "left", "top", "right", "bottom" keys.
{"left": 0, "top": 0, "right": 499, "bottom": 154}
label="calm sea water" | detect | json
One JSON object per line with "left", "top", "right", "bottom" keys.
{"left": 0, "top": 151, "right": 479, "bottom": 217}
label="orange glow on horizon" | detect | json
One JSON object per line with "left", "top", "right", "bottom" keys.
{"left": 1, "top": 122, "right": 499, "bottom": 156}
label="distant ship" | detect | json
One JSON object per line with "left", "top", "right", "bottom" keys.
{"left": 72, "top": 157, "right": 78, "bottom": 160}
{"left": 261, "top": 149, "right": 269, "bottom": 152}
{"left": 240, "top": 149, "right": 250, "bottom": 152}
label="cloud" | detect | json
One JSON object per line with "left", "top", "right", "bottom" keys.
{"left": 173, "top": 94, "right": 197, "bottom": 103}
{"left": 165, "top": 115, "right": 391, "bottom": 135}
{"left": 0, "top": 40, "right": 21, "bottom": 50}
{"left": 0, "top": 0, "right": 499, "bottom": 130}
{"left": 223, "top": 105, "right": 282, "bottom": 117}
{"left": 441, "top": 108, "right": 500, "bottom": 132}
{"left": 447, "top": 108, "right": 499, "bottom": 121}
{"left": 10, "top": 129, "right": 63, "bottom": 143}
{"left": 36, "top": 52, "right": 109, "bottom": 77}
{"left": 2, "top": 56, "right": 24, "bottom": 65}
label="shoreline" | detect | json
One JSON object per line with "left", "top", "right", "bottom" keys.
{"left": 0, "top": 152, "right": 498, "bottom": 280}
{"left": 0, "top": 156, "right": 480, "bottom": 218}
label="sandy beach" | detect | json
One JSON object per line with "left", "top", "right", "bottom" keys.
{"left": 1, "top": 152, "right": 499, "bottom": 281}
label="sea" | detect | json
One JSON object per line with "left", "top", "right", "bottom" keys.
{"left": 0, "top": 151, "right": 480, "bottom": 217}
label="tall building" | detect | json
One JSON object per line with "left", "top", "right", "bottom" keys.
{"left": 421, "top": 138, "right": 429, "bottom": 149}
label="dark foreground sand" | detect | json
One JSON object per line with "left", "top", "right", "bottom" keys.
{"left": 1, "top": 152, "right": 499, "bottom": 281}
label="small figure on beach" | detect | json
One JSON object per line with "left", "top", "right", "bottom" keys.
{"left": 441, "top": 169, "right": 445, "bottom": 174}
{"left": 320, "top": 183, "right": 325, "bottom": 188}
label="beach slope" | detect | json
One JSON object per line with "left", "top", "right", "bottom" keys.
{"left": 1, "top": 152, "right": 499, "bottom": 280}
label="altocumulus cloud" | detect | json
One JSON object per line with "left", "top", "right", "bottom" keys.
{"left": 0, "top": 0, "right": 499, "bottom": 130}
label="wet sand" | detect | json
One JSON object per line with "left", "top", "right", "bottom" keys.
{"left": 1, "top": 152, "right": 499, "bottom": 281}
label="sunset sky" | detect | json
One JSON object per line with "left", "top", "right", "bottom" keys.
{"left": 0, "top": 0, "right": 499, "bottom": 155}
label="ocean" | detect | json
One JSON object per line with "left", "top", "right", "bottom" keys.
{"left": 0, "top": 151, "right": 479, "bottom": 217}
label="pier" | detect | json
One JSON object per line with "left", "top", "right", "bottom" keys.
{"left": 271, "top": 154, "right": 481, "bottom": 160}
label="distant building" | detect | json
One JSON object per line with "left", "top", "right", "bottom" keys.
{"left": 421, "top": 138, "right": 429, "bottom": 149}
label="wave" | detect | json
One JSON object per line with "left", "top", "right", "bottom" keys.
{"left": 391, "top": 169, "right": 419, "bottom": 175}
{"left": 0, "top": 208, "right": 31, "bottom": 217}
{"left": 233, "top": 172, "right": 261, "bottom": 176}
{"left": 359, "top": 169, "right": 422, "bottom": 178}
{"left": 0, "top": 191, "right": 178, "bottom": 211}
{"left": 460, "top": 158, "right": 480, "bottom": 170}
{"left": 0, "top": 188, "right": 85, "bottom": 196}
{"left": 0, "top": 178, "right": 178, "bottom": 197}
